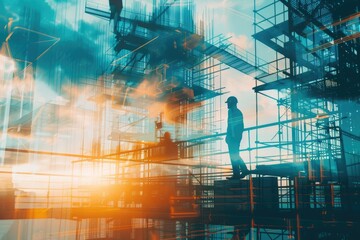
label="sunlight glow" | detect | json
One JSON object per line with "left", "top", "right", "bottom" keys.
{"left": 0, "top": 55, "right": 16, "bottom": 74}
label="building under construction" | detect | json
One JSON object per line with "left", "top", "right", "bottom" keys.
{"left": 0, "top": 0, "right": 359, "bottom": 239}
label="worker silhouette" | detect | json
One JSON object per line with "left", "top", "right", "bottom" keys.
{"left": 109, "top": 0, "right": 123, "bottom": 33}
{"left": 160, "top": 131, "right": 178, "bottom": 160}
{"left": 225, "top": 96, "right": 249, "bottom": 179}
{"left": 151, "top": 132, "right": 178, "bottom": 161}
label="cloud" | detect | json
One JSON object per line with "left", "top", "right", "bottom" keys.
{"left": 6, "top": 0, "right": 55, "bottom": 21}
{"left": 196, "top": 0, "right": 242, "bottom": 10}
{"left": 227, "top": 33, "right": 253, "bottom": 50}
{"left": 1, "top": 0, "right": 113, "bottom": 88}
{"left": 196, "top": 0, "right": 262, "bottom": 12}
{"left": 53, "top": 0, "right": 76, "bottom": 3}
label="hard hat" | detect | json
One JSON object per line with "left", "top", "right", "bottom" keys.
{"left": 225, "top": 96, "right": 238, "bottom": 104}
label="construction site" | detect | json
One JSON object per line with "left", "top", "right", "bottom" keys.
{"left": 0, "top": 0, "right": 359, "bottom": 239}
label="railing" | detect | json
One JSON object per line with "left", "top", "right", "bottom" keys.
{"left": 85, "top": 0, "right": 196, "bottom": 33}
{"left": 4, "top": 177, "right": 358, "bottom": 216}
{"left": 85, "top": 0, "right": 152, "bottom": 22}
{"left": 2, "top": 118, "right": 357, "bottom": 219}
{"left": 208, "top": 34, "right": 284, "bottom": 81}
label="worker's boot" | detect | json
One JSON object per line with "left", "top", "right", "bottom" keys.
{"left": 227, "top": 161, "right": 240, "bottom": 180}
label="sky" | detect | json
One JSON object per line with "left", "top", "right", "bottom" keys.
{"left": 0, "top": 1, "right": 336, "bottom": 239}
{"left": 0, "top": 0, "right": 281, "bottom": 169}
{"left": 0, "top": 0, "right": 282, "bottom": 179}
{"left": 1, "top": 1, "right": 359, "bottom": 239}
{"left": 1, "top": 0, "right": 278, "bottom": 132}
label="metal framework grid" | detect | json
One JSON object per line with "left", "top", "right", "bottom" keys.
{"left": 1, "top": 0, "right": 360, "bottom": 239}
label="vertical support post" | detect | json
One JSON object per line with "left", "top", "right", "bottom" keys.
{"left": 338, "top": 127, "right": 350, "bottom": 211}
{"left": 75, "top": 219, "right": 81, "bottom": 240}
{"left": 0, "top": 53, "right": 14, "bottom": 165}
{"left": 249, "top": 175, "right": 255, "bottom": 240}
{"left": 294, "top": 177, "right": 301, "bottom": 240}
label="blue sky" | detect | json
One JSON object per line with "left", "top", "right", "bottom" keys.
{"left": 0, "top": 0, "right": 282, "bottom": 174}
{"left": 0, "top": 0, "right": 280, "bottom": 165}
{"left": 1, "top": 1, "right": 359, "bottom": 239}
{"left": 1, "top": 0, "right": 276, "bottom": 127}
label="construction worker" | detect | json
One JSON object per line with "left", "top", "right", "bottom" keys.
{"left": 160, "top": 131, "right": 178, "bottom": 161}
{"left": 109, "top": 0, "right": 123, "bottom": 33}
{"left": 225, "top": 96, "right": 249, "bottom": 179}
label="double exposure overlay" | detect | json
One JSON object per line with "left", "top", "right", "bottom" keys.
{"left": 0, "top": 0, "right": 359, "bottom": 239}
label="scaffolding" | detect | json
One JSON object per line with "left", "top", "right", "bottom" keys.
{"left": 1, "top": 0, "right": 360, "bottom": 239}
{"left": 250, "top": 0, "right": 360, "bottom": 239}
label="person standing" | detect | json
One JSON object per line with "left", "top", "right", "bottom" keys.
{"left": 225, "top": 96, "right": 249, "bottom": 179}
{"left": 109, "top": 0, "right": 123, "bottom": 33}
